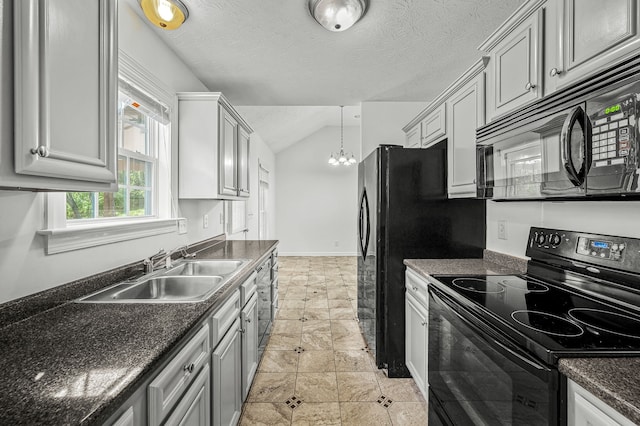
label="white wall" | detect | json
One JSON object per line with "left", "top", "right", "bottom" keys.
{"left": 360, "top": 101, "right": 429, "bottom": 158}
{"left": 276, "top": 126, "right": 359, "bottom": 256}
{"left": 0, "top": 0, "right": 225, "bottom": 303}
{"left": 487, "top": 201, "right": 640, "bottom": 258}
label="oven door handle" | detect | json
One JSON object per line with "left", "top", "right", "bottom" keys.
{"left": 429, "top": 287, "right": 552, "bottom": 378}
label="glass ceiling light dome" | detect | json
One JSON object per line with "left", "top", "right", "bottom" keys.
{"left": 309, "top": 0, "right": 368, "bottom": 32}
{"left": 139, "top": 0, "right": 189, "bottom": 30}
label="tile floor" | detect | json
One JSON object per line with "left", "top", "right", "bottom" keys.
{"left": 239, "top": 256, "right": 428, "bottom": 425}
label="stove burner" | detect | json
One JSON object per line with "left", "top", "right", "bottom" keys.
{"left": 452, "top": 278, "right": 506, "bottom": 294}
{"left": 500, "top": 279, "right": 549, "bottom": 293}
{"left": 511, "top": 310, "right": 584, "bottom": 337}
{"left": 568, "top": 308, "right": 640, "bottom": 339}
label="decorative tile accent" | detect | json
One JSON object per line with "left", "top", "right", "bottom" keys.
{"left": 298, "top": 317, "right": 308, "bottom": 322}
{"left": 285, "top": 396, "right": 303, "bottom": 409}
{"left": 377, "top": 395, "right": 394, "bottom": 408}
{"left": 294, "top": 346, "right": 305, "bottom": 354}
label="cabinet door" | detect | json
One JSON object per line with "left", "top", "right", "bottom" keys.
{"left": 405, "top": 293, "right": 428, "bottom": 400}
{"left": 421, "top": 104, "right": 447, "bottom": 147}
{"left": 568, "top": 379, "right": 635, "bottom": 426}
{"left": 489, "top": 9, "right": 542, "bottom": 120}
{"left": 241, "top": 294, "right": 259, "bottom": 401}
{"left": 12, "top": 0, "right": 117, "bottom": 191}
{"left": 237, "top": 127, "right": 250, "bottom": 197}
{"left": 164, "top": 365, "right": 211, "bottom": 426}
{"left": 219, "top": 107, "right": 238, "bottom": 196}
{"left": 553, "top": 0, "right": 640, "bottom": 90}
{"left": 405, "top": 124, "right": 421, "bottom": 148}
{"left": 212, "top": 318, "right": 242, "bottom": 426}
{"left": 447, "top": 74, "right": 485, "bottom": 198}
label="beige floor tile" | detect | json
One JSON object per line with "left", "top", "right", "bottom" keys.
{"left": 334, "top": 350, "right": 373, "bottom": 372}
{"left": 330, "top": 320, "right": 361, "bottom": 336}
{"left": 301, "top": 332, "right": 333, "bottom": 350}
{"left": 304, "top": 308, "right": 330, "bottom": 320}
{"left": 267, "top": 333, "right": 302, "bottom": 350}
{"left": 305, "top": 299, "right": 329, "bottom": 309}
{"left": 248, "top": 373, "right": 297, "bottom": 402}
{"left": 272, "top": 320, "right": 304, "bottom": 335}
{"left": 276, "top": 308, "right": 305, "bottom": 320}
{"left": 340, "top": 402, "right": 392, "bottom": 425}
{"left": 258, "top": 350, "right": 299, "bottom": 373}
{"left": 298, "top": 350, "right": 336, "bottom": 372}
{"left": 302, "top": 320, "right": 331, "bottom": 334}
{"left": 337, "top": 372, "right": 381, "bottom": 401}
{"left": 375, "top": 371, "right": 425, "bottom": 402}
{"left": 329, "top": 308, "right": 355, "bottom": 319}
{"left": 295, "top": 372, "right": 338, "bottom": 402}
{"left": 327, "top": 288, "right": 349, "bottom": 299}
{"left": 387, "top": 401, "right": 428, "bottom": 425}
{"left": 305, "top": 291, "right": 328, "bottom": 300}
{"left": 291, "top": 402, "right": 341, "bottom": 425}
{"left": 280, "top": 299, "right": 306, "bottom": 309}
{"left": 328, "top": 299, "right": 351, "bottom": 309}
{"left": 240, "top": 403, "right": 292, "bottom": 426}
{"left": 332, "top": 332, "right": 366, "bottom": 350}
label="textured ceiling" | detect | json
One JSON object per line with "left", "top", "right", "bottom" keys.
{"left": 237, "top": 106, "right": 361, "bottom": 153}
{"left": 127, "top": 0, "right": 525, "bottom": 106}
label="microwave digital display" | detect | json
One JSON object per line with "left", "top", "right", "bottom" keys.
{"left": 604, "top": 104, "right": 622, "bottom": 115}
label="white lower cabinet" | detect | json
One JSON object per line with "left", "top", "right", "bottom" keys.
{"left": 212, "top": 318, "right": 242, "bottom": 426}
{"left": 567, "top": 378, "right": 635, "bottom": 426}
{"left": 164, "top": 364, "right": 211, "bottom": 426}
{"left": 241, "top": 293, "right": 259, "bottom": 401}
{"left": 405, "top": 270, "right": 429, "bottom": 401}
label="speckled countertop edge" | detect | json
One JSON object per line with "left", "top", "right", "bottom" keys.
{"left": 403, "top": 249, "right": 527, "bottom": 277}
{"left": 0, "top": 239, "right": 278, "bottom": 426}
{"left": 559, "top": 358, "right": 640, "bottom": 424}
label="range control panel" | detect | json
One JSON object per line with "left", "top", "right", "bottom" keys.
{"left": 526, "top": 227, "right": 640, "bottom": 273}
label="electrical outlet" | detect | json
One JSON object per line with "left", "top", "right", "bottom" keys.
{"left": 178, "top": 219, "right": 187, "bottom": 234}
{"left": 203, "top": 214, "right": 209, "bottom": 229}
{"left": 498, "top": 220, "right": 507, "bottom": 240}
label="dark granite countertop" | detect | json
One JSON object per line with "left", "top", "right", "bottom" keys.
{"left": 559, "top": 358, "right": 640, "bottom": 424}
{"left": 404, "top": 249, "right": 528, "bottom": 277}
{"left": 0, "top": 239, "right": 277, "bottom": 425}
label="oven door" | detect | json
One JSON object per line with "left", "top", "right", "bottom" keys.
{"left": 478, "top": 104, "right": 589, "bottom": 200}
{"left": 428, "top": 286, "right": 560, "bottom": 426}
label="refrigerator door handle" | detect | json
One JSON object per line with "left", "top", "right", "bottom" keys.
{"left": 359, "top": 190, "right": 370, "bottom": 260}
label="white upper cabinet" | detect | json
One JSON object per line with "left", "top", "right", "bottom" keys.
{"left": 405, "top": 124, "right": 421, "bottom": 148}
{"left": 7, "top": 0, "right": 118, "bottom": 191}
{"left": 421, "top": 104, "right": 447, "bottom": 148}
{"left": 178, "top": 93, "right": 252, "bottom": 200}
{"left": 481, "top": 2, "right": 544, "bottom": 121}
{"left": 549, "top": 0, "right": 640, "bottom": 91}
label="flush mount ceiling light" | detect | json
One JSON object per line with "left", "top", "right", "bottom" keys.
{"left": 309, "top": 0, "right": 367, "bottom": 32}
{"left": 140, "top": 0, "right": 189, "bottom": 30}
{"left": 328, "top": 106, "right": 357, "bottom": 167}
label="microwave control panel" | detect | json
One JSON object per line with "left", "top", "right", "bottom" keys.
{"left": 588, "top": 82, "right": 639, "bottom": 169}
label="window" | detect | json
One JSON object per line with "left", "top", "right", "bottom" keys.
{"left": 66, "top": 85, "right": 170, "bottom": 221}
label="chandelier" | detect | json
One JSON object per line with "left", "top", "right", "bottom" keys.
{"left": 328, "top": 106, "right": 357, "bottom": 166}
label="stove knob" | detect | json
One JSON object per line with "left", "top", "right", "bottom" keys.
{"left": 550, "top": 234, "right": 561, "bottom": 246}
{"left": 619, "top": 244, "right": 625, "bottom": 251}
{"left": 536, "top": 233, "right": 546, "bottom": 245}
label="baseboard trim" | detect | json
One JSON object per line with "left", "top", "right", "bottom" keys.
{"left": 279, "top": 252, "right": 357, "bottom": 257}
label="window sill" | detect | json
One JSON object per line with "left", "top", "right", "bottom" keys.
{"left": 38, "top": 218, "right": 181, "bottom": 255}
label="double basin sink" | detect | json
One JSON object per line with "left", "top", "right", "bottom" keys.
{"left": 78, "top": 259, "right": 250, "bottom": 303}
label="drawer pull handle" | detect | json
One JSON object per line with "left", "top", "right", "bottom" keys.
{"left": 421, "top": 321, "right": 427, "bottom": 326}
{"left": 30, "top": 146, "right": 49, "bottom": 157}
{"left": 413, "top": 286, "right": 418, "bottom": 292}
{"left": 246, "top": 317, "right": 252, "bottom": 323}
{"left": 550, "top": 67, "right": 562, "bottom": 77}
{"left": 240, "top": 328, "right": 246, "bottom": 334}
{"left": 525, "top": 82, "right": 536, "bottom": 91}
{"left": 183, "top": 363, "right": 195, "bottom": 373}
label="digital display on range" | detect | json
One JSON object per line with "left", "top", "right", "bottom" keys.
{"left": 592, "top": 241, "right": 610, "bottom": 249}
{"left": 605, "top": 104, "right": 622, "bottom": 115}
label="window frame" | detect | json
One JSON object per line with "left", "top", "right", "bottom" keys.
{"left": 39, "top": 51, "right": 181, "bottom": 255}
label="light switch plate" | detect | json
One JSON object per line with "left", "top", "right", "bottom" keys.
{"left": 498, "top": 220, "right": 507, "bottom": 240}
{"left": 203, "top": 214, "right": 209, "bottom": 229}
{"left": 178, "top": 219, "right": 187, "bottom": 234}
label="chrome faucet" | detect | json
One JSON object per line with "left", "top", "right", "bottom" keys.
{"left": 143, "top": 246, "right": 195, "bottom": 273}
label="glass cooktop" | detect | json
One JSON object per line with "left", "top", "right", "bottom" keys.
{"left": 431, "top": 274, "right": 640, "bottom": 361}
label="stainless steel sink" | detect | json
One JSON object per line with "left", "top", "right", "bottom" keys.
{"left": 165, "top": 259, "right": 250, "bottom": 277}
{"left": 78, "top": 276, "right": 225, "bottom": 303}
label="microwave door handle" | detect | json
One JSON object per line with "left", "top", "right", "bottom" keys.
{"left": 561, "top": 105, "right": 586, "bottom": 186}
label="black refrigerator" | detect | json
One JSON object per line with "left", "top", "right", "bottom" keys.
{"left": 357, "top": 143, "right": 486, "bottom": 377}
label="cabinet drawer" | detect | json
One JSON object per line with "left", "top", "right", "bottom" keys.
{"left": 211, "top": 290, "right": 241, "bottom": 346}
{"left": 405, "top": 269, "right": 429, "bottom": 308}
{"left": 163, "top": 363, "right": 210, "bottom": 426}
{"left": 568, "top": 379, "right": 635, "bottom": 426}
{"left": 111, "top": 407, "right": 134, "bottom": 426}
{"left": 240, "top": 272, "right": 258, "bottom": 307}
{"left": 148, "top": 324, "right": 210, "bottom": 426}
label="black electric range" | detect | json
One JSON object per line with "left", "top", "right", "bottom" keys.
{"left": 427, "top": 227, "right": 640, "bottom": 426}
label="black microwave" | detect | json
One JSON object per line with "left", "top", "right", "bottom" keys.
{"left": 477, "top": 75, "right": 640, "bottom": 200}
